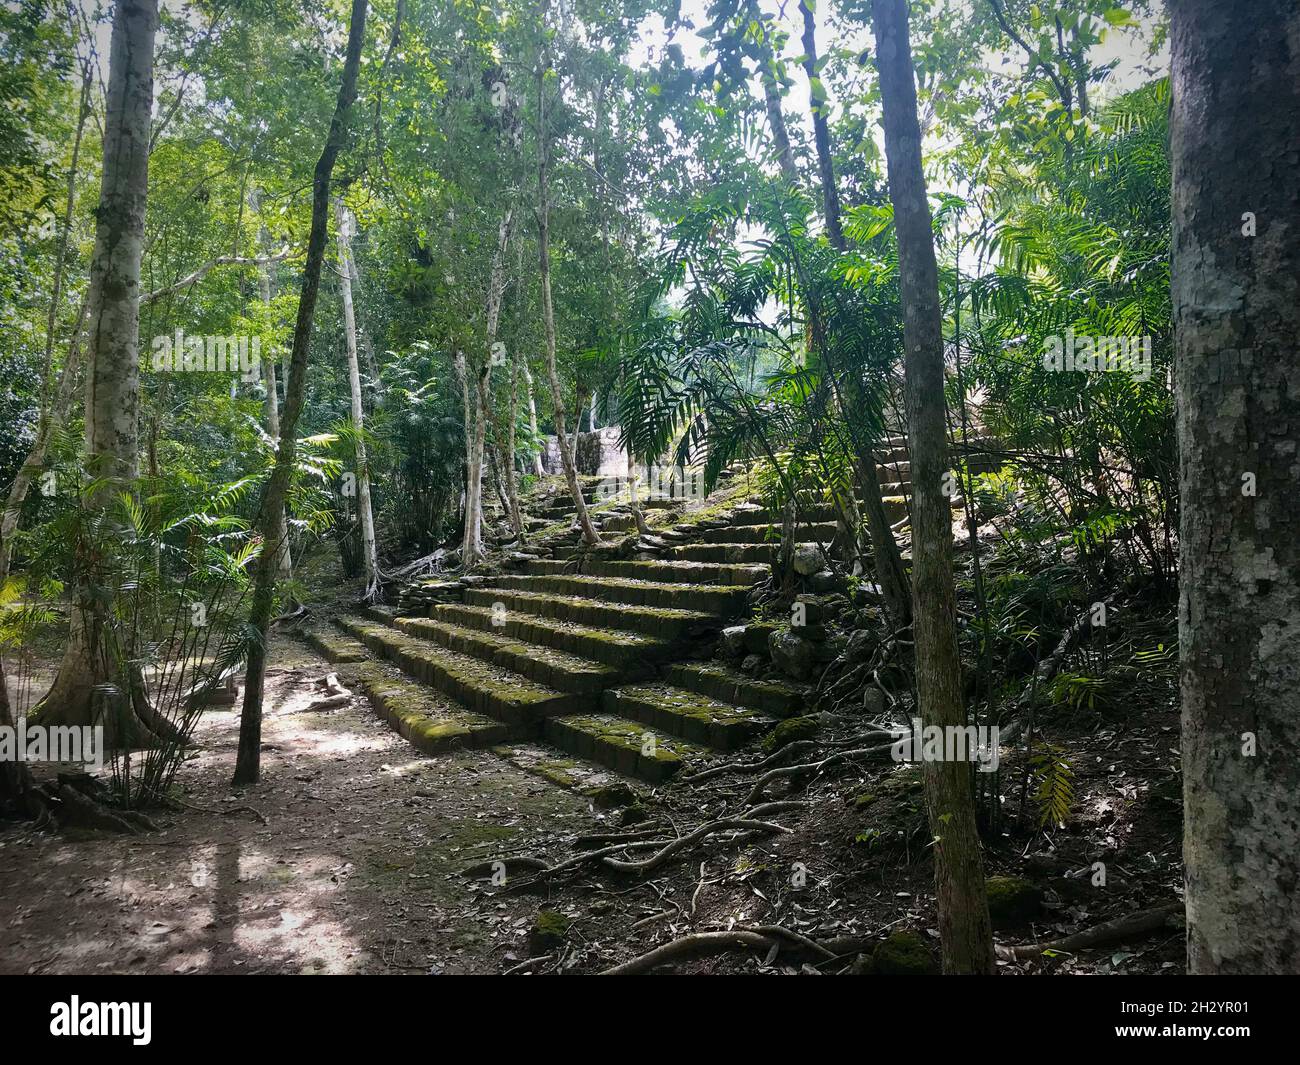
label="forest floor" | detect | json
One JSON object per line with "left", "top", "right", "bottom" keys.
{"left": 0, "top": 628, "right": 1185, "bottom": 974}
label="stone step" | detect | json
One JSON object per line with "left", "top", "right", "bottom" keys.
{"left": 663, "top": 662, "right": 808, "bottom": 718}
{"left": 601, "top": 683, "right": 776, "bottom": 751}
{"left": 356, "top": 664, "right": 514, "bottom": 753}
{"left": 726, "top": 505, "right": 839, "bottom": 526}
{"left": 697, "top": 521, "right": 837, "bottom": 544}
{"left": 298, "top": 627, "right": 369, "bottom": 664}
{"left": 494, "top": 573, "right": 749, "bottom": 614}
{"left": 418, "top": 604, "right": 671, "bottom": 671}
{"left": 522, "top": 557, "right": 765, "bottom": 587}
{"left": 666, "top": 542, "right": 776, "bottom": 563}
{"left": 337, "top": 616, "right": 580, "bottom": 727}
{"left": 543, "top": 712, "right": 706, "bottom": 783}
{"left": 462, "top": 587, "right": 714, "bottom": 639}
{"left": 360, "top": 604, "right": 404, "bottom": 625}
{"left": 390, "top": 614, "right": 624, "bottom": 692}
{"left": 877, "top": 459, "right": 911, "bottom": 480}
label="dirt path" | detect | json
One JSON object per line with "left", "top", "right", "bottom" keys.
{"left": 0, "top": 638, "right": 595, "bottom": 974}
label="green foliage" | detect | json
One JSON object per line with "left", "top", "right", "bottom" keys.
{"left": 1029, "top": 742, "right": 1075, "bottom": 828}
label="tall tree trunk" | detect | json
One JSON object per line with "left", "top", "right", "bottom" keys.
{"left": 1170, "top": 0, "right": 1300, "bottom": 974}
{"left": 334, "top": 195, "right": 379, "bottom": 596}
{"left": 536, "top": 53, "right": 601, "bottom": 546}
{"left": 872, "top": 0, "right": 993, "bottom": 975}
{"left": 462, "top": 206, "right": 515, "bottom": 567}
{"left": 798, "top": 1, "right": 844, "bottom": 249}
{"left": 522, "top": 362, "right": 546, "bottom": 476}
{"left": 252, "top": 188, "right": 293, "bottom": 581}
{"left": 504, "top": 356, "right": 526, "bottom": 540}
{"left": 796, "top": 0, "right": 912, "bottom": 626}
{"left": 33, "top": 0, "right": 166, "bottom": 746}
{"left": 453, "top": 350, "right": 479, "bottom": 555}
{"left": 233, "top": 0, "right": 368, "bottom": 786}
{"left": 761, "top": 76, "right": 799, "bottom": 188}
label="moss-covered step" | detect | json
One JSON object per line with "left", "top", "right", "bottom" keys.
{"left": 521, "top": 557, "right": 765, "bottom": 587}
{"left": 298, "top": 627, "right": 369, "bottom": 664}
{"left": 423, "top": 603, "right": 672, "bottom": 670}
{"left": 665, "top": 542, "right": 777, "bottom": 563}
{"left": 723, "top": 505, "right": 839, "bottom": 526}
{"left": 662, "top": 662, "right": 808, "bottom": 718}
{"left": 463, "top": 586, "right": 714, "bottom": 639}
{"left": 697, "top": 521, "right": 837, "bottom": 545}
{"left": 543, "top": 712, "right": 708, "bottom": 783}
{"left": 494, "top": 574, "right": 750, "bottom": 614}
{"left": 336, "top": 616, "right": 580, "bottom": 728}
{"left": 356, "top": 664, "right": 513, "bottom": 753}
{"left": 489, "top": 742, "right": 624, "bottom": 797}
{"left": 391, "top": 615, "right": 622, "bottom": 692}
{"left": 876, "top": 458, "right": 912, "bottom": 481}
{"left": 361, "top": 603, "right": 404, "bottom": 625}
{"left": 518, "top": 555, "right": 762, "bottom": 586}
{"left": 601, "top": 683, "right": 775, "bottom": 750}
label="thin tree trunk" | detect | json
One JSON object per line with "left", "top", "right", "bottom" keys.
{"left": 798, "top": 1, "right": 844, "bottom": 249}
{"left": 796, "top": 0, "right": 912, "bottom": 624}
{"left": 462, "top": 206, "right": 515, "bottom": 567}
{"left": 522, "top": 363, "right": 546, "bottom": 476}
{"left": 334, "top": 195, "right": 378, "bottom": 595}
{"left": 1170, "top": 0, "right": 1300, "bottom": 974}
{"left": 504, "top": 356, "right": 526, "bottom": 540}
{"left": 536, "top": 51, "right": 600, "bottom": 546}
{"left": 233, "top": 0, "right": 368, "bottom": 786}
{"left": 33, "top": 0, "right": 165, "bottom": 746}
{"left": 252, "top": 188, "right": 293, "bottom": 581}
{"left": 872, "top": 0, "right": 993, "bottom": 975}
{"left": 453, "top": 350, "right": 479, "bottom": 557}
{"left": 761, "top": 75, "right": 799, "bottom": 188}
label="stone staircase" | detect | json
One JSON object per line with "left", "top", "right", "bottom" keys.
{"left": 320, "top": 490, "right": 835, "bottom": 785}
{"left": 326, "top": 430, "right": 998, "bottom": 789}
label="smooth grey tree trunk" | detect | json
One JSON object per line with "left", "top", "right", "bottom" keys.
{"left": 536, "top": 53, "right": 601, "bottom": 547}
{"left": 462, "top": 206, "right": 515, "bottom": 566}
{"left": 334, "top": 196, "right": 379, "bottom": 594}
{"left": 34, "top": 0, "right": 164, "bottom": 745}
{"left": 252, "top": 188, "right": 294, "bottom": 581}
{"left": 872, "top": 0, "right": 994, "bottom": 975}
{"left": 1170, "top": 0, "right": 1300, "bottom": 974}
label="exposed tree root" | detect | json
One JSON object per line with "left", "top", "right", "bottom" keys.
{"left": 602, "top": 818, "right": 792, "bottom": 873}
{"left": 680, "top": 739, "right": 823, "bottom": 784}
{"left": 745, "top": 737, "right": 896, "bottom": 804}
{"left": 600, "top": 924, "right": 835, "bottom": 975}
{"left": 1001, "top": 900, "right": 1183, "bottom": 961}
{"left": 461, "top": 814, "right": 793, "bottom": 883}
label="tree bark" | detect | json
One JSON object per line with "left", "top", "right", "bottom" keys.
{"left": 522, "top": 363, "right": 546, "bottom": 476}
{"left": 233, "top": 0, "right": 368, "bottom": 786}
{"left": 32, "top": 0, "right": 162, "bottom": 745}
{"left": 462, "top": 206, "right": 515, "bottom": 566}
{"left": 798, "top": 1, "right": 844, "bottom": 249}
{"left": 504, "top": 355, "right": 526, "bottom": 539}
{"left": 252, "top": 188, "right": 293, "bottom": 581}
{"left": 1170, "top": 0, "right": 1300, "bottom": 974}
{"left": 795, "top": 0, "right": 912, "bottom": 626}
{"left": 334, "top": 195, "right": 379, "bottom": 595}
{"left": 536, "top": 51, "right": 601, "bottom": 546}
{"left": 872, "top": 0, "right": 994, "bottom": 975}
